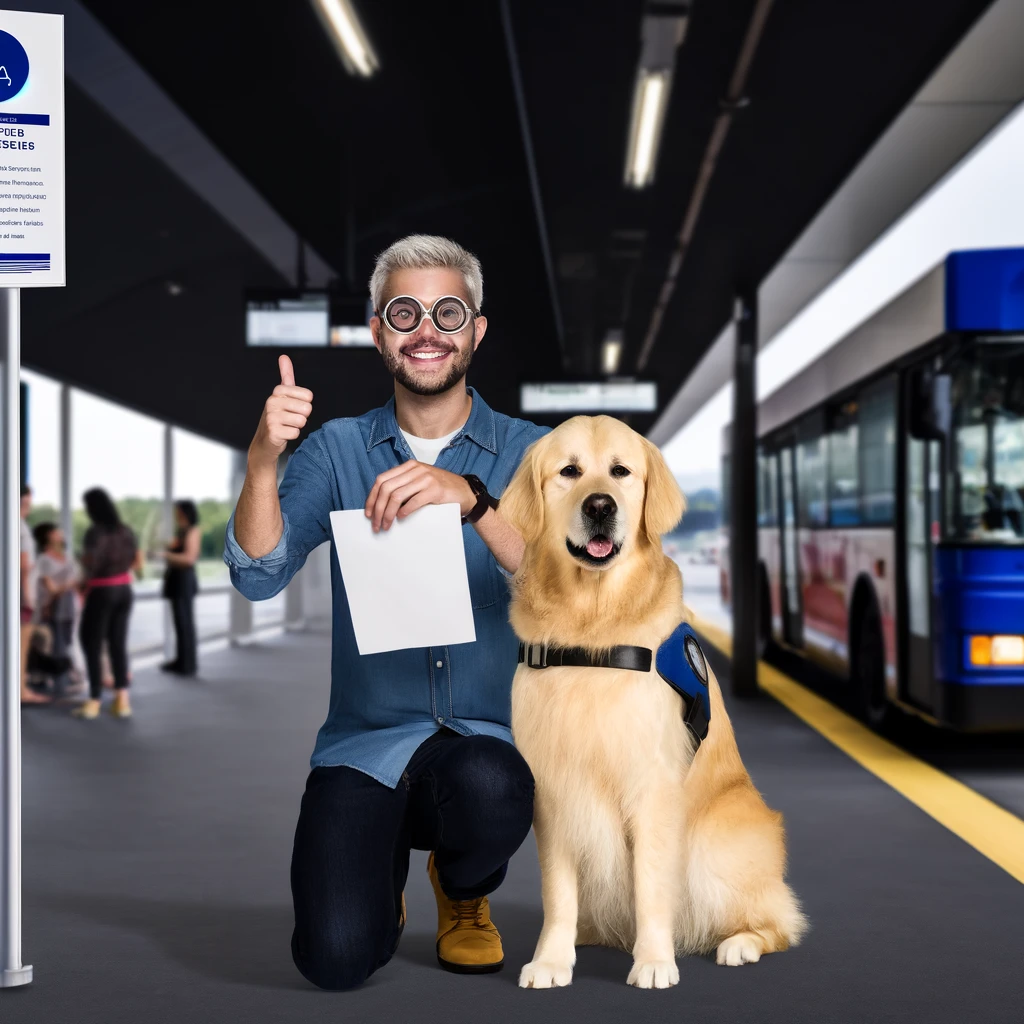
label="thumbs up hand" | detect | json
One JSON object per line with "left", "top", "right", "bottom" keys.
{"left": 249, "top": 355, "right": 314, "bottom": 467}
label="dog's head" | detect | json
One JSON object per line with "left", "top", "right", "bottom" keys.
{"left": 501, "top": 415, "right": 685, "bottom": 572}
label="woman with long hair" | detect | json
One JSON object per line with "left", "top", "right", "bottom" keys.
{"left": 161, "top": 499, "right": 201, "bottom": 676}
{"left": 74, "top": 488, "right": 142, "bottom": 719}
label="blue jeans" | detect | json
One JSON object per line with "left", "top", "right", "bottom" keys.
{"left": 290, "top": 730, "right": 535, "bottom": 990}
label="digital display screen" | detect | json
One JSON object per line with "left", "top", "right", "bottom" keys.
{"left": 520, "top": 381, "right": 658, "bottom": 413}
{"left": 246, "top": 291, "right": 329, "bottom": 347}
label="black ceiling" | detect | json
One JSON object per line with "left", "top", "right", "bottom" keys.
{"left": 23, "top": 0, "right": 995, "bottom": 451}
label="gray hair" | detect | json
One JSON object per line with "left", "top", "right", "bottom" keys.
{"left": 369, "top": 235, "right": 484, "bottom": 313}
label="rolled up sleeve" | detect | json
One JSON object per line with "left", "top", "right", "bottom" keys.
{"left": 224, "top": 435, "right": 335, "bottom": 601}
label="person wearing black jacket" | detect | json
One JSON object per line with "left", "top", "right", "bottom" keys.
{"left": 161, "top": 500, "right": 201, "bottom": 677}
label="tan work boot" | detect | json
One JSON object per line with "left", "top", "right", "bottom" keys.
{"left": 427, "top": 852, "right": 504, "bottom": 973}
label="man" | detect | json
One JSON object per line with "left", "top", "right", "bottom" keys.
{"left": 225, "top": 235, "right": 547, "bottom": 990}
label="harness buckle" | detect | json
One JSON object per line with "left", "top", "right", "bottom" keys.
{"left": 526, "top": 644, "right": 549, "bottom": 669}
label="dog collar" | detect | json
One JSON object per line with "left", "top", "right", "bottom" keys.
{"left": 517, "top": 642, "right": 652, "bottom": 672}
{"left": 517, "top": 622, "right": 711, "bottom": 748}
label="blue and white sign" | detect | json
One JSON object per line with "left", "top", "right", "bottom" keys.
{"left": 0, "top": 10, "right": 64, "bottom": 287}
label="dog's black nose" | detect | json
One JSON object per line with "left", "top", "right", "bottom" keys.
{"left": 583, "top": 493, "right": 617, "bottom": 523}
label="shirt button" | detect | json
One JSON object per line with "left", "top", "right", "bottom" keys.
{"left": 436, "top": 660, "right": 443, "bottom": 669}
{"left": 437, "top": 717, "right": 445, "bottom": 725}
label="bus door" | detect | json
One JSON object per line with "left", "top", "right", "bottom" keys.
{"left": 904, "top": 434, "right": 943, "bottom": 709}
{"left": 777, "top": 442, "right": 804, "bottom": 647}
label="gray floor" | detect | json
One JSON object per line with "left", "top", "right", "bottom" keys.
{"left": 6, "top": 630, "right": 1024, "bottom": 1024}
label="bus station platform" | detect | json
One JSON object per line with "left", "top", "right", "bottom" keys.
{"left": 6, "top": 626, "right": 1023, "bottom": 1024}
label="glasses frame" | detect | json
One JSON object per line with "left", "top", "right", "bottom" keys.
{"left": 377, "top": 294, "right": 479, "bottom": 336}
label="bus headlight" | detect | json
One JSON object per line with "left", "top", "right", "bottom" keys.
{"left": 970, "top": 635, "right": 1024, "bottom": 666}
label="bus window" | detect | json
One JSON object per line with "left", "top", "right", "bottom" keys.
{"left": 949, "top": 343, "right": 1024, "bottom": 540}
{"left": 860, "top": 377, "right": 897, "bottom": 525}
{"left": 798, "top": 430, "right": 827, "bottom": 527}
{"left": 829, "top": 411, "right": 860, "bottom": 527}
{"left": 758, "top": 451, "right": 778, "bottom": 527}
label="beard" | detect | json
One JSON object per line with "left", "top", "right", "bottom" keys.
{"left": 380, "top": 335, "right": 476, "bottom": 396}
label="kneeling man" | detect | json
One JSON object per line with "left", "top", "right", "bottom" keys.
{"left": 226, "top": 236, "right": 547, "bottom": 989}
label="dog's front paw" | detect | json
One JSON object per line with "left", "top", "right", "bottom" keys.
{"left": 627, "top": 959, "right": 679, "bottom": 989}
{"left": 519, "top": 960, "right": 574, "bottom": 989}
{"left": 716, "top": 933, "right": 763, "bottom": 966}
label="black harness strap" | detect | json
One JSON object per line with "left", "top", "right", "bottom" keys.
{"left": 517, "top": 624, "right": 711, "bottom": 748}
{"left": 517, "top": 642, "right": 652, "bottom": 673}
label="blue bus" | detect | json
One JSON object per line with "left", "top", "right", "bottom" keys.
{"left": 722, "top": 248, "right": 1024, "bottom": 730}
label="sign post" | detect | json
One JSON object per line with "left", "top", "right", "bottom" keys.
{"left": 0, "top": 8, "right": 64, "bottom": 990}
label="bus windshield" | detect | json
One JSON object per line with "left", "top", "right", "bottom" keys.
{"left": 950, "top": 341, "right": 1024, "bottom": 541}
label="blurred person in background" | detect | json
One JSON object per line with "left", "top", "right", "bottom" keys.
{"left": 73, "top": 488, "right": 143, "bottom": 720}
{"left": 160, "top": 499, "right": 201, "bottom": 677}
{"left": 32, "top": 522, "right": 84, "bottom": 699}
{"left": 19, "top": 484, "right": 51, "bottom": 705}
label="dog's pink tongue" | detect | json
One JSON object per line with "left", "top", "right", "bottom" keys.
{"left": 586, "top": 537, "right": 614, "bottom": 558}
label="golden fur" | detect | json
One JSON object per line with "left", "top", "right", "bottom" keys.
{"left": 502, "top": 416, "right": 807, "bottom": 989}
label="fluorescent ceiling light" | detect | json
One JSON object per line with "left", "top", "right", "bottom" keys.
{"left": 625, "top": 70, "right": 668, "bottom": 188}
{"left": 311, "top": 0, "right": 379, "bottom": 78}
{"left": 602, "top": 330, "right": 624, "bottom": 374}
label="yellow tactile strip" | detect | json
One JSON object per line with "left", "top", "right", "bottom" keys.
{"left": 694, "top": 617, "right": 1024, "bottom": 886}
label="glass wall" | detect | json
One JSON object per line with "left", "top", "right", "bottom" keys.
{"left": 173, "top": 427, "right": 234, "bottom": 642}
{"left": 20, "top": 368, "right": 284, "bottom": 660}
{"left": 71, "top": 388, "right": 165, "bottom": 599}
{"left": 21, "top": 368, "right": 61, "bottom": 524}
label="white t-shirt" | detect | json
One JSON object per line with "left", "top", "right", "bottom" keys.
{"left": 400, "top": 427, "right": 460, "bottom": 467}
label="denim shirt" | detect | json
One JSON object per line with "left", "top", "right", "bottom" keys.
{"left": 224, "top": 388, "right": 548, "bottom": 788}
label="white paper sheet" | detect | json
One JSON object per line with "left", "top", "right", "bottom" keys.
{"left": 329, "top": 503, "right": 477, "bottom": 655}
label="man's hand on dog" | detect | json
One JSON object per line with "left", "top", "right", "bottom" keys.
{"left": 366, "top": 462, "right": 476, "bottom": 533}
{"left": 249, "top": 355, "right": 314, "bottom": 468}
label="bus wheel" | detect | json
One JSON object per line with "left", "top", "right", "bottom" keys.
{"left": 757, "top": 567, "right": 773, "bottom": 658}
{"left": 853, "top": 601, "right": 889, "bottom": 728}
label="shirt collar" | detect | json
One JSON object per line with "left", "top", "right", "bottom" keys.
{"left": 367, "top": 387, "right": 497, "bottom": 455}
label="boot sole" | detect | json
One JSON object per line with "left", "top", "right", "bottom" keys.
{"left": 436, "top": 953, "right": 504, "bottom": 974}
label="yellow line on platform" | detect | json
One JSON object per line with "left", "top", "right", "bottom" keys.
{"left": 693, "top": 617, "right": 1024, "bottom": 885}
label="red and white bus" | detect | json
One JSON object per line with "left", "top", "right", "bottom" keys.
{"left": 721, "top": 249, "right": 1024, "bottom": 730}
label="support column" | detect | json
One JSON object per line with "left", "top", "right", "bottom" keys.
{"left": 163, "top": 425, "right": 174, "bottom": 662}
{"left": 228, "top": 449, "right": 253, "bottom": 645}
{"left": 1, "top": 288, "right": 32, "bottom": 987}
{"left": 730, "top": 291, "right": 758, "bottom": 698}
{"left": 59, "top": 384, "right": 72, "bottom": 548}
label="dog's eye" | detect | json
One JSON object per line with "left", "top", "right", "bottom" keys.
{"left": 610, "top": 465, "right": 631, "bottom": 477}
{"left": 560, "top": 465, "right": 580, "bottom": 478}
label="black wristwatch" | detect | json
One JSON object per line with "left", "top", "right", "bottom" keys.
{"left": 461, "top": 474, "right": 499, "bottom": 525}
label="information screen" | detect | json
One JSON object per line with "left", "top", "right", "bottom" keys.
{"left": 245, "top": 291, "right": 330, "bottom": 347}
{"left": 520, "top": 380, "right": 658, "bottom": 413}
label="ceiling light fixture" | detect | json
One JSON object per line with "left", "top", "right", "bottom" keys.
{"left": 602, "top": 329, "right": 625, "bottom": 375}
{"left": 310, "top": 0, "right": 379, "bottom": 78}
{"left": 624, "top": 3, "right": 689, "bottom": 189}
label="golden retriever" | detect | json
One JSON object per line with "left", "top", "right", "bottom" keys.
{"left": 500, "top": 415, "right": 807, "bottom": 989}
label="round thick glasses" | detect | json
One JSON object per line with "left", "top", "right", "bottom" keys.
{"left": 378, "top": 294, "right": 478, "bottom": 335}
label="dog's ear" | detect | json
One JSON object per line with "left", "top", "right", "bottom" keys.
{"left": 641, "top": 436, "right": 685, "bottom": 541}
{"left": 500, "top": 437, "right": 546, "bottom": 545}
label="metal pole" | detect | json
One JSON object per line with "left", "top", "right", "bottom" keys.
{"left": 1, "top": 288, "right": 32, "bottom": 986}
{"left": 730, "top": 291, "right": 758, "bottom": 698}
{"left": 59, "top": 384, "right": 72, "bottom": 547}
{"left": 163, "top": 425, "right": 175, "bottom": 662}
{"left": 228, "top": 450, "right": 253, "bottom": 645}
